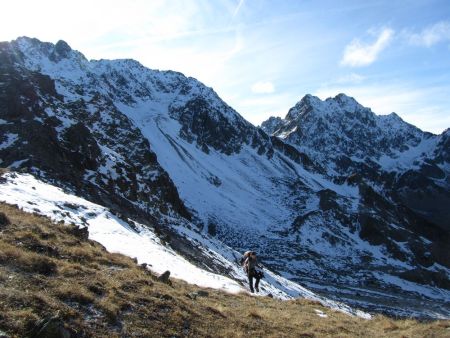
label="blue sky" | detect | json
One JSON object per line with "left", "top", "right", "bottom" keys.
{"left": 1, "top": 0, "right": 450, "bottom": 133}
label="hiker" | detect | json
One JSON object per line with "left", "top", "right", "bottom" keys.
{"left": 242, "top": 251, "right": 263, "bottom": 293}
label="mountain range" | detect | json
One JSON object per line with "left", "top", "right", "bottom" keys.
{"left": 0, "top": 37, "right": 449, "bottom": 319}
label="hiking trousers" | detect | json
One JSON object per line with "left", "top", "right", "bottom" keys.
{"left": 248, "top": 268, "right": 260, "bottom": 292}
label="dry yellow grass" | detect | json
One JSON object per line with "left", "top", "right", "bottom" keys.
{"left": 0, "top": 202, "right": 448, "bottom": 337}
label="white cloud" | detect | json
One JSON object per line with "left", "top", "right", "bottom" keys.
{"left": 251, "top": 81, "right": 275, "bottom": 94}
{"left": 407, "top": 21, "right": 450, "bottom": 47}
{"left": 341, "top": 28, "right": 394, "bottom": 67}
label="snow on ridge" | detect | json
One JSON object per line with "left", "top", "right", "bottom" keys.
{"left": 0, "top": 172, "right": 372, "bottom": 319}
{"left": 10, "top": 37, "right": 246, "bottom": 127}
{"left": 14, "top": 37, "right": 89, "bottom": 82}
{"left": 265, "top": 91, "right": 443, "bottom": 175}
{"left": 286, "top": 94, "right": 367, "bottom": 121}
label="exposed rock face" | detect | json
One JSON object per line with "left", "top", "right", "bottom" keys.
{"left": 1, "top": 37, "right": 449, "bottom": 318}
{"left": 0, "top": 38, "right": 189, "bottom": 221}
{"left": 171, "top": 96, "right": 255, "bottom": 155}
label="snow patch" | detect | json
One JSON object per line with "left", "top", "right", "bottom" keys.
{"left": 0, "top": 133, "right": 19, "bottom": 150}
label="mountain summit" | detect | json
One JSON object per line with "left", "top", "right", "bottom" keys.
{"left": 261, "top": 93, "right": 433, "bottom": 166}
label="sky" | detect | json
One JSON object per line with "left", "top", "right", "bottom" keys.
{"left": 1, "top": 0, "right": 450, "bottom": 134}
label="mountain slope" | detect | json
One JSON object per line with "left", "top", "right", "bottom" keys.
{"left": 0, "top": 37, "right": 449, "bottom": 318}
{"left": 3, "top": 202, "right": 448, "bottom": 338}
{"left": 0, "top": 171, "right": 370, "bottom": 319}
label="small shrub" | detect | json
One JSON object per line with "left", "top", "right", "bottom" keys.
{"left": 96, "top": 298, "right": 120, "bottom": 323}
{"left": 87, "top": 281, "right": 106, "bottom": 296}
{"left": 25, "top": 256, "right": 58, "bottom": 275}
{"left": 55, "top": 284, "right": 94, "bottom": 305}
{"left": 18, "top": 233, "right": 60, "bottom": 257}
{"left": 205, "top": 306, "right": 226, "bottom": 318}
{"left": 248, "top": 311, "right": 263, "bottom": 320}
{"left": 65, "top": 246, "right": 94, "bottom": 262}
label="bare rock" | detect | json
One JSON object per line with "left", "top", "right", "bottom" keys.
{"left": 157, "top": 270, "right": 172, "bottom": 285}
{"left": 187, "top": 290, "right": 209, "bottom": 300}
{"left": 196, "top": 290, "right": 209, "bottom": 297}
{"left": 69, "top": 225, "right": 89, "bottom": 241}
{"left": 29, "top": 316, "right": 71, "bottom": 338}
{"left": 0, "top": 212, "right": 10, "bottom": 228}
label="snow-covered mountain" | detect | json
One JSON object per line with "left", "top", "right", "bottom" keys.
{"left": 0, "top": 37, "right": 449, "bottom": 318}
{"left": 261, "top": 93, "right": 450, "bottom": 239}
{"left": 261, "top": 94, "right": 431, "bottom": 166}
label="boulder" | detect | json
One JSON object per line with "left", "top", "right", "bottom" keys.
{"left": 187, "top": 290, "right": 209, "bottom": 300}
{"left": 0, "top": 212, "right": 10, "bottom": 228}
{"left": 69, "top": 225, "right": 89, "bottom": 241}
{"left": 157, "top": 270, "right": 171, "bottom": 285}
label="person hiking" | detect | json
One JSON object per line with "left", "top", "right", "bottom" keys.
{"left": 242, "top": 251, "right": 263, "bottom": 293}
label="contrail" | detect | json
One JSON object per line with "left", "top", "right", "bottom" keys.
{"left": 232, "top": 0, "right": 245, "bottom": 18}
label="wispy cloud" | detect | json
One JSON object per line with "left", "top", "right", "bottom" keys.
{"left": 406, "top": 21, "right": 450, "bottom": 47}
{"left": 341, "top": 28, "right": 394, "bottom": 67}
{"left": 232, "top": 0, "right": 245, "bottom": 19}
{"left": 335, "top": 73, "right": 366, "bottom": 84}
{"left": 251, "top": 81, "right": 275, "bottom": 94}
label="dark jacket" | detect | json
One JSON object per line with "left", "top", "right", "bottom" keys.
{"left": 244, "top": 255, "right": 258, "bottom": 273}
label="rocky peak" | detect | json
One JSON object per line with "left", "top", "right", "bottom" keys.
{"left": 285, "top": 94, "right": 321, "bottom": 121}
{"left": 385, "top": 112, "right": 402, "bottom": 120}
{"left": 260, "top": 116, "right": 284, "bottom": 135}
{"left": 284, "top": 94, "right": 371, "bottom": 125}
{"left": 51, "top": 40, "right": 73, "bottom": 61}
{"left": 261, "top": 93, "right": 437, "bottom": 175}
{"left": 11, "top": 36, "right": 82, "bottom": 62}
{"left": 0, "top": 37, "right": 192, "bottom": 221}
{"left": 10, "top": 37, "right": 88, "bottom": 76}
{"left": 331, "top": 92, "right": 358, "bottom": 106}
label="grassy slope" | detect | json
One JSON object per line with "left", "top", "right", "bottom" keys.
{"left": 0, "top": 202, "right": 448, "bottom": 338}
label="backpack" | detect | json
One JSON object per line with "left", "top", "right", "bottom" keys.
{"left": 239, "top": 251, "right": 252, "bottom": 266}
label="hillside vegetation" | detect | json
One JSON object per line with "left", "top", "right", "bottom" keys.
{"left": 0, "top": 202, "right": 448, "bottom": 338}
